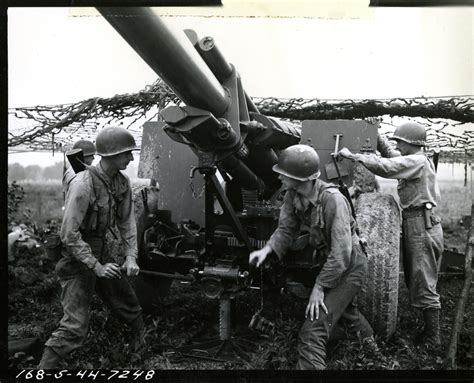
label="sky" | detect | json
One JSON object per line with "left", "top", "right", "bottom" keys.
{"left": 7, "top": 4, "right": 473, "bottom": 168}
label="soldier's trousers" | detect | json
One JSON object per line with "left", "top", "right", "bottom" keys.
{"left": 402, "top": 215, "right": 443, "bottom": 310}
{"left": 296, "top": 245, "right": 372, "bottom": 370}
{"left": 45, "top": 236, "right": 142, "bottom": 358}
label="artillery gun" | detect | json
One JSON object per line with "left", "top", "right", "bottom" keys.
{"left": 98, "top": 7, "right": 400, "bottom": 353}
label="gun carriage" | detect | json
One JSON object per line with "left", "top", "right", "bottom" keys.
{"left": 97, "top": 7, "right": 400, "bottom": 349}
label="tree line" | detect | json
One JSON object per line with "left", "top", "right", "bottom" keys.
{"left": 8, "top": 162, "right": 64, "bottom": 182}
{"left": 8, "top": 160, "right": 140, "bottom": 182}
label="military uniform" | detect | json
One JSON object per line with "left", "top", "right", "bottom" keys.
{"left": 267, "top": 179, "right": 373, "bottom": 370}
{"left": 62, "top": 166, "right": 76, "bottom": 195}
{"left": 45, "top": 163, "right": 142, "bottom": 359}
{"left": 351, "top": 136, "right": 443, "bottom": 311}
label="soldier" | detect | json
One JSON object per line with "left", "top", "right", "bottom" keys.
{"left": 39, "top": 127, "right": 145, "bottom": 369}
{"left": 338, "top": 121, "right": 443, "bottom": 348}
{"left": 249, "top": 144, "right": 376, "bottom": 370}
{"left": 62, "top": 139, "right": 97, "bottom": 195}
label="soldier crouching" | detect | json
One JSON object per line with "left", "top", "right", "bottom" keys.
{"left": 249, "top": 144, "right": 377, "bottom": 370}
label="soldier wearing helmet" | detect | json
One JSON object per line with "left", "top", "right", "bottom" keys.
{"left": 62, "top": 139, "right": 97, "bottom": 195}
{"left": 249, "top": 144, "right": 376, "bottom": 370}
{"left": 39, "top": 127, "right": 145, "bottom": 368}
{"left": 339, "top": 121, "right": 443, "bottom": 348}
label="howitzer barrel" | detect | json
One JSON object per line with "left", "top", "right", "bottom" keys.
{"left": 197, "top": 36, "right": 233, "bottom": 83}
{"left": 97, "top": 7, "right": 230, "bottom": 117}
{"left": 184, "top": 29, "right": 259, "bottom": 114}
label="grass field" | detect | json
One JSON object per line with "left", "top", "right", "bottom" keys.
{"left": 10, "top": 181, "right": 64, "bottom": 226}
{"left": 12, "top": 177, "right": 471, "bottom": 227}
{"left": 9, "top": 177, "right": 471, "bottom": 254}
{"left": 9, "top": 177, "right": 470, "bottom": 262}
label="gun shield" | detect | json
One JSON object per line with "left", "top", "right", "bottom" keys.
{"left": 325, "top": 158, "right": 351, "bottom": 180}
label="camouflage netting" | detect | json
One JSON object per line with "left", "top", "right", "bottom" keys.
{"left": 8, "top": 78, "right": 474, "bottom": 158}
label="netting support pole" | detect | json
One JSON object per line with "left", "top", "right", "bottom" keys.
{"left": 444, "top": 203, "right": 473, "bottom": 369}
{"left": 465, "top": 149, "right": 468, "bottom": 187}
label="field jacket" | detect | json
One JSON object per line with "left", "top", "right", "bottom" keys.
{"left": 60, "top": 163, "right": 138, "bottom": 270}
{"left": 352, "top": 135, "right": 440, "bottom": 209}
{"left": 62, "top": 166, "right": 76, "bottom": 195}
{"left": 267, "top": 179, "right": 359, "bottom": 289}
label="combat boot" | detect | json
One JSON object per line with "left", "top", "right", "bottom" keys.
{"left": 129, "top": 315, "right": 146, "bottom": 352}
{"left": 354, "top": 315, "right": 378, "bottom": 354}
{"left": 415, "top": 308, "right": 441, "bottom": 348}
{"left": 38, "top": 346, "right": 61, "bottom": 369}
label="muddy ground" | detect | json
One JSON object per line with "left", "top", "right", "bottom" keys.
{"left": 7, "top": 228, "right": 473, "bottom": 371}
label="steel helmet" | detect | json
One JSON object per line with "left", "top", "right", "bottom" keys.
{"left": 96, "top": 127, "right": 139, "bottom": 157}
{"left": 392, "top": 122, "right": 426, "bottom": 146}
{"left": 72, "top": 139, "right": 96, "bottom": 157}
{"left": 273, "top": 144, "right": 320, "bottom": 181}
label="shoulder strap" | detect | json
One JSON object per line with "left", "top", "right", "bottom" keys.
{"left": 79, "top": 171, "right": 99, "bottom": 236}
{"left": 88, "top": 166, "right": 110, "bottom": 190}
{"left": 316, "top": 184, "right": 339, "bottom": 205}
{"left": 313, "top": 184, "right": 338, "bottom": 229}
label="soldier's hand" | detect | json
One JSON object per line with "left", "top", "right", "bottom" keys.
{"left": 337, "top": 147, "right": 355, "bottom": 161}
{"left": 93, "top": 262, "right": 122, "bottom": 279}
{"left": 249, "top": 244, "right": 273, "bottom": 268}
{"left": 122, "top": 256, "right": 140, "bottom": 277}
{"left": 305, "top": 283, "right": 328, "bottom": 321}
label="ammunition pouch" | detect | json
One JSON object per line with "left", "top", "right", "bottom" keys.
{"left": 80, "top": 198, "right": 109, "bottom": 237}
{"left": 95, "top": 200, "right": 109, "bottom": 234}
{"left": 80, "top": 168, "right": 118, "bottom": 237}
{"left": 81, "top": 203, "right": 98, "bottom": 234}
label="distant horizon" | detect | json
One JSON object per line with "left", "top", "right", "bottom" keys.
{"left": 8, "top": 152, "right": 140, "bottom": 180}
{"left": 7, "top": 156, "right": 471, "bottom": 183}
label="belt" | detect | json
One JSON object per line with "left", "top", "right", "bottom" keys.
{"left": 402, "top": 206, "right": 434, "bottom": 220}
{"left": 402, "top": 209, "right": 424, "bottom": 219}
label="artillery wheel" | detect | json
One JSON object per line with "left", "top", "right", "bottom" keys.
{"left": 132, "top": 184, "right": 172, "bottom": 313}
{"left": 355, "top": 192, "right": 400, "bottom": 340}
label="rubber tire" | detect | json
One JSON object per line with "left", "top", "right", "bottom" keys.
{"left": 131, "top": 185, "right": 172, "bottom": 314}
{"left": 355, "top": 192, "right": 400, "bottom": 340}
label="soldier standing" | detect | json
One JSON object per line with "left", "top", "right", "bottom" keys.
{"left": 338, "top": 122, "right": 443, "bottom": 348}
{"left": 249, "top": 144, "right": 376, "bottom": 370}
{"left": 39, "top": 127, "right": 145, "bottom": 369}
